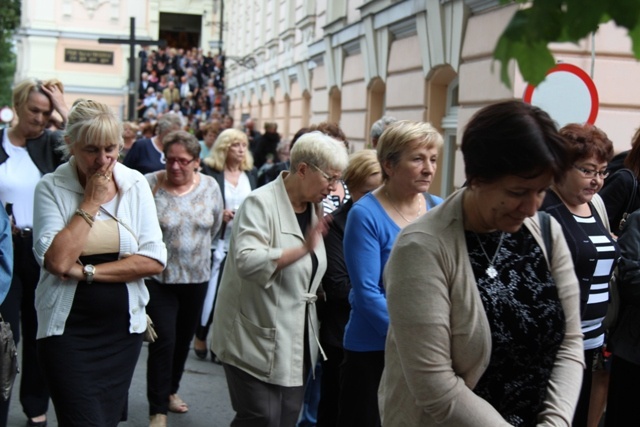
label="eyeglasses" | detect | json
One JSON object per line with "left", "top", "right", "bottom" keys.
{"left": 573, "top": 165, "right": 609, "bottom": 179}
{"left": 309, "top": 163, "right": 340, "bottom": 185}
{"left": 166, "top": 157, "right": 196, "bottom": 167}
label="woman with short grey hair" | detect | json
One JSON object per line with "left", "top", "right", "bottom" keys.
{"left": 212, "top": 131, "right": 348, "bottom": 426}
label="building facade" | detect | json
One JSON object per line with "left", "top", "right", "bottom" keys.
{"left": 14, "top": 0, "right": 640, "bottom": 195}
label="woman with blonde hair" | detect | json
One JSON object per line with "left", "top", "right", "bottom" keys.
{"left": 0, "top": 77, "right": 69, "bottom": 427}
{"left": 195, "top": 128, "right": 258, "bottom": 361}
{"left": 317, "top": 149, "right": 383, "bottom": 426}
{"left": 33, "top": 99, "right": 167, "bottom": 426}
{"left": 338, "top": 121, "right": 443, "bottom": 427}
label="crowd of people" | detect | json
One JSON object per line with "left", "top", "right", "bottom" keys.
{"left": 2, "top": 73, "right": 640, "bottom": 427}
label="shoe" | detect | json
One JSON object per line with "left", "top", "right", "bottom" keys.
{"left": 27, "top": 418, "right": 47, "bottom": 427}
{"left": 210, "top": 350, "right": 221, "bottom": 365}
{"left": 193, "top": 338, "right": 207, "bottom": 360}
{"left": 149, "top": 414, "right": 167, "bottom": 427}
{"left": 168, "top": 393, "right": 189, "bottom": 414}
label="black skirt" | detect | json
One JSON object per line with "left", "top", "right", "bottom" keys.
{"left": 37, "top": 253, "right": 144, "bottom": 427}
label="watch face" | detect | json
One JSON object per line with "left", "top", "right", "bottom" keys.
{"left": 84, "top": 265, "right": 95, "bottom": 274}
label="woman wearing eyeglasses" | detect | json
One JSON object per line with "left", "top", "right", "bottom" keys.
{"left": 540, "top": 123, "right": 619, "bottom": 427}
{"left": 211, "top": 132, "right": 348, "bottom": 427}
{"left": 144, "top": 130, "right": 223, "bottom": 427}
{"left": 337, "top": 121, "right": 443, "bottom": 427}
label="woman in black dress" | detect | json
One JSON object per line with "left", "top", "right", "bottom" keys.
{"left": 32, "top": 99, "right": 167, "bottom": 426}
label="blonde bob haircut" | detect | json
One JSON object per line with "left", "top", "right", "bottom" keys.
{"left": 203, "top": 128, "right": 254, "bottom": 171}
{"left": 13, "top": 78, "right": 64, "bottom": 112}
{"left": 60, "top": 99, "right": 123, "bottom": 159}
{"left": 290, "top": 131, "right": 349, "bottom": 173}
{"left": 377, "top": 120, "right": 443, "bottom": 180}
{"left": 343, "top": 149, "right": 381, "bottom": 192}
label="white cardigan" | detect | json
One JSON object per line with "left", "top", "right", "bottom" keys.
{"left": 33, "top": 158, "right": 167, "bottom": 339}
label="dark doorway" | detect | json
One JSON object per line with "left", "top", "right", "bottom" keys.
{"left": 159, "top": 12, "right": 201, "bottom": 49}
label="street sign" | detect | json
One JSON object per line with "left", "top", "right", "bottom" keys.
{"left": 523, "top": 63, "right": 599, "bottom": 128}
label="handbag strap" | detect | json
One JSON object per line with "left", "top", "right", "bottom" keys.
{"left": 98, "top": 207, "right": 139, "bottom": 245}
{"left": 538, "top": 211, "right": 552, "bottom": 263}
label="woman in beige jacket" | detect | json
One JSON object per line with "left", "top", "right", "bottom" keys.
{"left": 380, "top": 100, "right": 584, "bottom": 426}
{"left": 211, "top": 131, "right": 348, "bottom": 426}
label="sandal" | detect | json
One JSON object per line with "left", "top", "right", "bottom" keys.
{"left": 168, "top": 394, "right": 189, "bottom": 414}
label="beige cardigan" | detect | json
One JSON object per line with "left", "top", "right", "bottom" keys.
{"left": 379, "top": 189, "right": 584, "bottom": 426}
{"left": 211, "top": 172, "right": 326, "bottom": 387}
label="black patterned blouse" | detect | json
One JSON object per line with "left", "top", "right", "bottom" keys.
{"left": 465, "top": 227, "right": 566, "bottom": 427}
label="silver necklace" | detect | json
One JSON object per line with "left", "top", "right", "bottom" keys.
{"left": 385, "top": 191, "right": 422, "bottom": 223}
{"left": 474, "top": 232, "right": 505, "bottom": 279}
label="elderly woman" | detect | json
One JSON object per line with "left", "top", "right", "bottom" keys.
{"left": 379, "top": 100, "right": 584, "bottom": 426}
{"left": 123, "top": 114, "right": 182, "bottom": 174}
{"left": 32, "top": 100, "right": 167, "bottom": 426}
{"left": 119, "top": 121, "right": 139, "bottom": 162}
{"left": 211, "top": 131, "right": 348, "bottom": 426}
{"left": 195, "top": 128, "right": 258, "bottom": 361}
{"left": 338, "top": 121, "right": 443, "bottom": 427}
{"left": 540, "top": 124, "right": 618, "bottom": 427}
{"left": 317, "top": 149, "right": 382, "bottom": 427}
{"left": 145, "top": 130, "right": 223, "bottom": 426}
{"left": 0, "top": 77, "right": 69, "bottom": 427}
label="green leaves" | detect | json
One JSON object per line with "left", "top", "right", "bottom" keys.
{"left": 0, "top": 0, "right": 20, "bottom": 107}
{"left": 494, "top": 0, "right": 640, "bottom": 88}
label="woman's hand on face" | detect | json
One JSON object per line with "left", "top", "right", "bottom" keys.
{"left": 40, "top": 84, "right": 69, "bottom": 122}
{"left": 83, "top": 158, "right": 116, "bottom": 211}
{"left": 222, "top": 209, "right": 236, "bottom": 223}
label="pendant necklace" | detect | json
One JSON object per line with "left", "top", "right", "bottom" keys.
{"left": 474, "top": 232, "right": 505, "bottom": 279}
{"left": 385, "top": 191, "right": 422, "bottom": 223}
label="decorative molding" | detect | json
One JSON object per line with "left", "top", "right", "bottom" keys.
{"left": 343, "top": 39, "right": 361, "bottom": 57}
{"left": 358, "top": 0, "right": 394, "bottom": 18}
{"left": 65, "top": 84, "right": 127, "bottom": 95}
{"left": 75, "top": 0, "right": 110, "bottom": 19}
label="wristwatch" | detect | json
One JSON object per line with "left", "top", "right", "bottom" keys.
{"left": 83, "top": 264, "right": 96, "bottom": 284}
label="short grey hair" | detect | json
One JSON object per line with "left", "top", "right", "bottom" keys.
{"left": 156, "top": 114, "right": 183, "bottom": 137}
{"left": 370, "top": 115, "right": 398, "bottom": 140}
{"left": 290, "top": 131, "right": 349, "bottom": 172}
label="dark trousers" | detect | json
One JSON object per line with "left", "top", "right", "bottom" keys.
{"left": 573, "top": 347, "right": 597, "bottom": 427}
{"left": 605, "top": 354, "right": 640, "bottom": 426}
{"left": 223, "top": 363, "right": 305, "bottom": 427}
{"left": 316, "top": 344, "right": 344, "bottom": 427}
{"left": 337, "top": 349, "right": 384, "bottom": 427}
{"left": 146, "top": 280, "right": 207, "bottom": 415}
{"left": 0, "top": 233, "right": 49, "bottom": 425}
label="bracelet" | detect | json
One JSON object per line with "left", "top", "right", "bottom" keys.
{"left": 75, "top": 208, "right": 95, "bottom": 227}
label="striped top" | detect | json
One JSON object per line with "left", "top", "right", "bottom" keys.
{"left": 573, "top": 213, "right": 618, "bottom": 350}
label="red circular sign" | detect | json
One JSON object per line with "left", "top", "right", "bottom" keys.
{"left": 523, "top": 63, "right": 599, "bottom": 126}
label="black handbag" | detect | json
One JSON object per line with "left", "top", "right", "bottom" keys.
{"left": 0, "top": 314, "right": 18, "bottom": 401}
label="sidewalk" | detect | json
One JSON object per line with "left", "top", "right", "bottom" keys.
{"left": 7, "top": 342, "right": 234, "bottom": 426}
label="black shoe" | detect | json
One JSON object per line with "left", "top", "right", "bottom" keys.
{"left": 27, "top": 418, "right": 47, "bottom": 427}
{"left": 211, "top": 350, "right": 222, "bottom": 365}
{"left": 194, "top": 347, "right": 207, "bottom": 360}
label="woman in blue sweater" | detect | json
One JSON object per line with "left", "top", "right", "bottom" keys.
{"left": 338, "top": 121, "right": 443, "bottom": 427}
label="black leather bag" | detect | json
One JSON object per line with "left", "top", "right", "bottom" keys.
{"left": 0, "top": 314, "right": 18, "bottom": 401}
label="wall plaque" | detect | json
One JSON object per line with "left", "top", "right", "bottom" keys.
{"left": 64, "top": 48, "right": 114, "bottom": 65}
